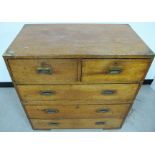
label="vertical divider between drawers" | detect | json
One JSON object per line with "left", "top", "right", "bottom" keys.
{"left": 77, "top": 58, "right": 82, "bottom": 82}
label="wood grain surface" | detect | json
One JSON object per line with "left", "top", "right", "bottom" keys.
{"left": 8, "top": 59, "right": 78, "bottom": 84}
{"left": 82, "top": 58, "right": 152, "bottom": 83}
{"left": 17, "top": 84, "right": 139, "bottom": 102}
{"left": 4, "top": 24, "right": 154, "bottom": 58}
{"left": 30, "top": 118, "right": 123, "bottom": 129}
{"left": 25, "top": 104, "right": 130, "bottom": 119}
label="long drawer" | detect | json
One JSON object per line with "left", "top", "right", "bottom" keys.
{"left": 82, "top": 59, "right": 151, "bottom": 83}
{"left": 30, "top": 118, "right": 123, "bottom": 129}
{"left": 17, "top": 84, "right": 139, "bottom": 102}
{"left": 25, "top": 104, "right": 130, "bottom": 119}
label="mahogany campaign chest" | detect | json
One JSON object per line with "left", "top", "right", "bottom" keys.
{"left": 3, "top": 24, "right": 154, "bottom": 130}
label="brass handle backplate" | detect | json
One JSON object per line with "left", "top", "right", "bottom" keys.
{"left": 37, "top": 62, "right": 53, "bottom": 75}
{"left": 96, "top": 108, "right": 110, "bottom": 113}
{"left": 101, "top": 90, "right": 116, "bottom": 95}
{"left": 48, "top": 122, "right": 59, "bottom": 126}
{"left": 40, "top": 90, "right": 55, "bottom": 96}
{"left": 42, "top": 108, "right": 59, "bottom": 114}
{"left": 95, "top": 122, "right": 106, "bottom": 125}
{"left": 37, "top": 66, "right": 52, "bottom": 74}
{"left": 107, "top": 67, "right": 122, "bottom": 74}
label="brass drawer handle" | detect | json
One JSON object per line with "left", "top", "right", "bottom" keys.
{"left": 107, "top": 67, "right": 122, "bottom": 74}
{"left": 40, "top": 90, "right": 55, "bottom": 96}
{"left": 48, "top": 122, "right": 59, "bottom": 126}
{"left": 37, "top": 66, "right": 53, "bottom": 74}
{"left": 95, "top": 122, "right": 106, "bottom": 125}
{"left": 101, "top": 90, "right": 116, "bottom": 95}
{"left": 96, "top": 108, "right": 110, "bottom": 113}
{"left": 42, "top": 108, "right": 59, "bottom": 114}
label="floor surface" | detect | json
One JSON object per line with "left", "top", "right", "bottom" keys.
{"left": 0, "top": 85, "right": 155, "bottom": 132}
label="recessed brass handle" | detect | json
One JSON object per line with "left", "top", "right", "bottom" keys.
{"left": 40, "top": 90, "right": 55, "bottom": 96}
{"left": 101, "top": 90, "right": 116, "bottom": 95}
{"left": 42, "top": 108, "right": 59, "bottom": 114}
{"left": 37, "top": 66, "right": 53, "bottom": 74}
{"left": 95, "top": 122, "right": 106, "bottom": 125}
{"left": 107, "top": 67, "right": 122, "bottom": 74}
{"left": 48, "top": 122, "right": 59, "bottom": 126}
{"left": 96, "top": 108, "right": 110, "bottom": 113}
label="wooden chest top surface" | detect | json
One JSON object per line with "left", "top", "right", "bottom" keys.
{"left": 4, "top": 24, "right": 154, "bottom": 58}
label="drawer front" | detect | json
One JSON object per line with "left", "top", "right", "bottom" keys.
{"left": 82, "top": 59, "right": 151, "bottom": 83}
{"left": 30, "top": 118, "right": 123, "bottom": 129}
{"left": 25, "top": 104, "right": 130, "bottom": 119}
{"left": 8, "top": 59, "right": 78, "bottom": 84}
{"left": 18, "top": 84, "right": 139, "bottom": 102}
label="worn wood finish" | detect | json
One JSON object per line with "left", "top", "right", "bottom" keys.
{"left": 82, "top": 59, "right": 152, "bottom": 83}
{"left": 3, "top": 24, "right": 154, "bottom": 130}
{"left": 25, "top": 104, "right": 130, "bottom": 119}
{"left": 8, "top": 59, "right": 78, "bottom": 84}
{"left": 30, "top": 118, "right": 123, "bottom": 129}
{"left": 17, "top": 84, "right": 139, "bottom": 102}
{"left": 4, "top": 24, "right": 153, "bottom": 58}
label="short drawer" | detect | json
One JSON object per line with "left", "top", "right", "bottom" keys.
{"left": 8, "top": 59, "right": 78, "bottom": 84}
{"left": 82, "top": 59, "right": 151, "bottom": 83}
{"left": 30, "top": 118, "right": 123, "bottom": 129}
{"left": 18, "top": 84, "right": 139, "bottom": 102}
{"left": 25, "top": 104, "right": 130, "bottom": 119}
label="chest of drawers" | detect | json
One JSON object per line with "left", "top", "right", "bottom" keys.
{"left": 3, "top": 24, "right": 154, "bottom": 130}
